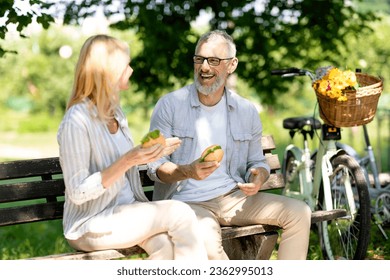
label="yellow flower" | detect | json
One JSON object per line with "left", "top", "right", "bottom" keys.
{"left": 313, "top": 67, "right": 357, "bottom": 101}
{"left": 343, "top": 70, "right": 357, "bottom": 86}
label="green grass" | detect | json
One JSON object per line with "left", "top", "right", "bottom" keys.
{"left": 309, "top": 225, "right": 390, "bottom": 260}
{"left": 366, "top": 224, "right": 390, "bottom": 259}
{"left": 271, "top": 224, "right": 389, "bottom": 260}
{"left": 0, "top": 220, "right": 74, "bottom": 259}
{"left": 0, "top": 218, "right": 388, "bottom": 259}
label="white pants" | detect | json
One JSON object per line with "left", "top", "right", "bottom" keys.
{"left": 188, "top": 188, "right": 312, "bottom": 260}
{"left": 67, "top": 200, "right": 207, "bottom": 260}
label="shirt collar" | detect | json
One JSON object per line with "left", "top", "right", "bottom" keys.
{"left": 189, "top": 84, "right": 236, "bottom": 110}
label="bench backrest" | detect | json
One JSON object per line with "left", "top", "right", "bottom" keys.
{"left": 0, "top": 135, "right": 283, "bottom": 227}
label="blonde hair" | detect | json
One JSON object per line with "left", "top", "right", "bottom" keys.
{"left": 67, "top": 34, "right": 130, "bottom": 122}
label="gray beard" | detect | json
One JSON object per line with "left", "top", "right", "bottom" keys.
{"left": 194, "top": 73, "right": 225, "bottom": 96}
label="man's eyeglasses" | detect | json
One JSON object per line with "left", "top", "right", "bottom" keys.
{"left": 193, "top": 55, "right": 233, "bottom": 66}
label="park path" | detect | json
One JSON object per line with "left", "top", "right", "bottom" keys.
{"left": 0, "top": 143, "right": 58, "bottom": 160}
{"left": 0, "top": 132, "right": 59, "bottom": 160}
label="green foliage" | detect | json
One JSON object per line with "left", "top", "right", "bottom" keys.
{"left": 41, "top": 0, "right": 379, "bottom": 105}
{"left": 357, "top": 0, "right": 390, "bottom": 13}
{"left": 17, "top": 112, "right": 62, "bottom": 132}
{"left": 0, "top": 107, "right": 60, "bottom": 132}
{"left": 1, "top": 0, "right": 388, "bottom": 115}
{"left": 0, "top": 0, "right": 55, "bottom": 56}
{"left": 0, "top": 1, "right": 388, "bottom": 166}
{"left": 0, "top": 26, "right": 77, "bottom": 116}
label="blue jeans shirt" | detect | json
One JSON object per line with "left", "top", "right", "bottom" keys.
{"left": 147, "top": 84, "right": 270, "bottom": 200}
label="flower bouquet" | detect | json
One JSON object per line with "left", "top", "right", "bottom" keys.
{"left": 312, "top": 66, "right": 383, "bottom": 127}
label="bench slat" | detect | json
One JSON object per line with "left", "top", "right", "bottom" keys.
{"left": 0, "top": 201, "right": 64, "bottom": 226}
{"left": 29, "top": 247, "right": 146, "bottom": 260}
{"left": 0, "top": 180, "right": 64, "bottom": 203}
{"left": 261, "top": 135, "right": 276, "bottom": 152}
{"left": 262, "top": 173, "right": 284, "bottom": 191}
{"left": 222, "top": 224, "right": 280, "bottom": 239}
{"left": 311, "top": 209, "right": 347, "bottom": 223}
{"left": 0, "top": 157, "right": 62, "bottom": 180}
{"left": 265, "top": 154, "right": 281, "bottom": 171}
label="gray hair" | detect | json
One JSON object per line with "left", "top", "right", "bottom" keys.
{"left": 195, "top": 30, "right": 236, "bottom": 57}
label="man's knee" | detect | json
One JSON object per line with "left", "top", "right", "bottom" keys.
{"left": 288, "top": 199, "right": 312, "bottom": 226}
{"left": 296, "top": 200, "right": 312, "bottom": 219}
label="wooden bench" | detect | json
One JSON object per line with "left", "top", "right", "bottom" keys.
{"left": 0, "top": 135, "right": 346, "bottom": 260}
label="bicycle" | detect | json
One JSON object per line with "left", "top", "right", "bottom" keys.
{"left": 336, "top": 124, "right": 390, "bottom": 239}
{"left": 271, "top": 67, "right": 373, "bottom": 260}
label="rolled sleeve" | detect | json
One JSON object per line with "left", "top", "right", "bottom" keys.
{"left": 67, "top": 171, "right": 106, "bottom": 205}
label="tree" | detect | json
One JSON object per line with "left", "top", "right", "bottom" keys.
{"left": 55, "top": 0, "right": 380, "bottom": 104}
{"left": 0, "top": 0, "right": 54, "bottom": 56}
{"left": 1, "top": 0, "right": 380, "bottom": 105}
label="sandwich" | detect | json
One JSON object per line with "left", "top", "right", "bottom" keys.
{"left": 141, "top": 129, "right": 166, "bottom": 148}
{"left": 200, "top": 145, "right": 224, "bottom": 162}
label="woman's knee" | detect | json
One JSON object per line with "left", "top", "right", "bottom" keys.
{"left": 193, "top": 220, "right": 225, "bottom": 260}
{"left": 166, "top": 200, "right": 198, "bottom": 220}
{"left": 140, "top": 234, "right": 174, "bottom": 260}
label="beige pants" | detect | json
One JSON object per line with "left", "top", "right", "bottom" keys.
{"left": 67, "top": 200, "right": 207, "bottom": 260}
{"left": 187, "top": 188, "right": 311, "bottom": 260}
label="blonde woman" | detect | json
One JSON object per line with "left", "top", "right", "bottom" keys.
{"left": 57, "top": 34, "right": 207, "bottom": 260}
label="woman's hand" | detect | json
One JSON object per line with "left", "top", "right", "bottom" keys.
{"left": 162, "top": 137, "right": 181, "bottom": 157}
{"left": 129, "top": 144, "right": 164, "bottom": 165}
{"left": 124, "top": 137, "right": 182, "bottom": 167}
{"left": 101, "top": 139, "right": 181, "bottom": 189}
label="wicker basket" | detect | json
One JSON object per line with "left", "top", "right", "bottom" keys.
{"left": 315, "top": 73, "right": 383, "bottom": 127}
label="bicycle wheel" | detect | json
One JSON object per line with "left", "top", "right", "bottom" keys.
{"left": 374, "top": 191, "right": 390, "bottom": 227}
{"left": 317, "top": 154, "right": 371, "bottom": 260}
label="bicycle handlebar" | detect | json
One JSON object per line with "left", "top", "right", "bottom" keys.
{"left": 271, "top": 68, "right": 304, "bottom": 75}
{"left": 271, "top": 67, "right": 316, "bottom": 81}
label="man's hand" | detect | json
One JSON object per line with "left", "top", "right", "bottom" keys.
{"left": 156, "top": 155, "right": 220, "bottom": 184}
{"left": 237, "top": 168, "right": 269, "bottom": 196}
{"left": 183, "top": 159, "right": 220, "bottom": 180}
